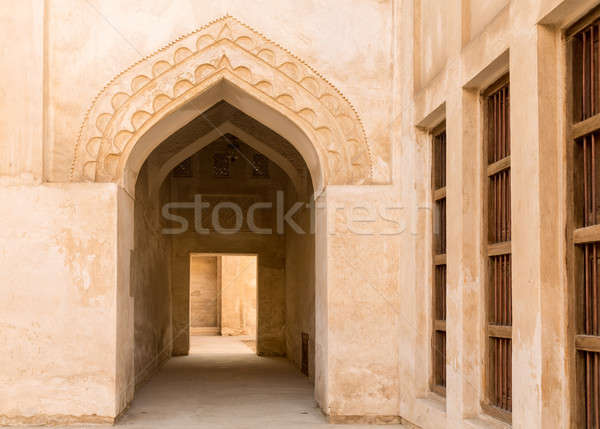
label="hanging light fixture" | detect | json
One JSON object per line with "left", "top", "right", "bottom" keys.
{"left": 225, "top": 134, "right": 240, "bottom": 163}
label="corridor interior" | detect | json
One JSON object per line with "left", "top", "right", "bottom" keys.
{"left": 112, "top": 253, "right": 405, "bottom": 427}
{"left": 120, "top": 335, "right": 322, "bottom": 428}
{"left": 120, "top": 336, "right": 407, "bottom": 428}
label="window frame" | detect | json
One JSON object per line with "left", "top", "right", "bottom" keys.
{"left": 431, "top": 121, "right": 447, "bottom": 397}
{"left": 480, "top": 74, "right": 513, "bottom": 424}
{"left": 567, "top": 13, "right": 600, "bottom": 428}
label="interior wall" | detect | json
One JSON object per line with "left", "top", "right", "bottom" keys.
{"left": 285, "top": 178, "right": 316, "bottom": 381}
{"left": 221, "top": 255, "right": 257, "bottom": 337}
{"left": 189, "top": 255, "right": 219, "bottom": 333}
{"left": 131, "top": 163, "right": 173, "bottom": 387}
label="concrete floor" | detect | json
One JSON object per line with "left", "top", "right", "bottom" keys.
{"left": 42, "top": 336, "right": 405, "bottom": 428}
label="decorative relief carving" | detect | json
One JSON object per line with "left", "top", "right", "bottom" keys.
{"left": 72, "top": 15, "right": 372, "bottom": 186}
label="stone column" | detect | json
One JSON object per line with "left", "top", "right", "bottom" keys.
{"left": 314, "top": 185, "right": 401, "bottom": 422}
{"left": 445, "top": 87, "right": 485, "bottom": 426}
{"left": 509, "top": 20, "right": 568, "bottom": 429}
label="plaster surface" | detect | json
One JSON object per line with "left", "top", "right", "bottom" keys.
{"left": 189, "top": 255, "right": 219, "bottom": 330}
{"left": 0, "top": 184, "right": 119, "bottom": 422}
{"left": 2, "top": 1, "right": 595, "bottom": 427}
{"left": 16, "top": 336, "right": 406, "bottom": 429}
{"left": 41, "top": 2, "right": 392, "bottom": 185}
{"left": 0, "top": 3, "right": 43, "bottom": 184}
{"left": 285, "top": 181, "right": 316, "bottom": 381}
{"left": 132, "top": 164, "right": 173, "bottom": 388}
{"left": 315, "top": 186, "right": 403, "bottom": 418}
{"left": 220, "top": 255, "right": 257, "bottom": 337}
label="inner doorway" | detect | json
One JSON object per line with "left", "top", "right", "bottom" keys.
{"left": 189, "top": 253, "right": 257, "bottom": 345}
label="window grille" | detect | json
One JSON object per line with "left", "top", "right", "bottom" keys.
{"left": 483, "top": 77, "right": 512, "bottom": 421}
{"left": 570, "top": 12, "right": 600, "bottom": 428}
{"left": 432, "top": 126, "right": 447, "bottom": 395}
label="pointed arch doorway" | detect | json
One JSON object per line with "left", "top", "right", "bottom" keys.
{"left": 63, "top": 16, "right": 388, "bottom": 421}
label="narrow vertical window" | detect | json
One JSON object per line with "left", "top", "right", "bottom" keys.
{"left": 569, "top": 13, "right": 600, "bottom": 429}
{"left": 432, "top": 125, "right": 447, "bottom": 395}
{"left": 483, "top": 77, "right": 512, "bottom": 421}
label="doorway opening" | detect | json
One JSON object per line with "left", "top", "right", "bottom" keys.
{"left": 189, "top": 253, "right": 258, "bottom": 351}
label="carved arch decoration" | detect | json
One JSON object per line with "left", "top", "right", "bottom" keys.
{"left": 71, "top": 15, "right": 373, "bottom": 187}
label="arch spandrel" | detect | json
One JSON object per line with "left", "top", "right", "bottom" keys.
{"left": 72, "top": 16, "right": 373, "bottom": 189}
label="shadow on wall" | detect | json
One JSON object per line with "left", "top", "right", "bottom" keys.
{"left": 189, "top": 254, "right": 257, "bottom": 338}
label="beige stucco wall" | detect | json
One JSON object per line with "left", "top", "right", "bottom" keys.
{"left": 0, "top": 184, "right": 119, "bottom": 423}
{"left": 0, "top": 3, "right": 43, "bottom": 184}
{"left": 131, "top": 164, "right": 173, "bottom": 387}
{"left": 284, "top": 179, "right": 316, "bottom": 381}
{"left": 400, "top": 0, "right": 600, "bottom": 428}
{"left": 415, "top": 0, "right": 450, "bottom": 88}
{"left": 315, "top": 186, "right": 402, "bottom": 420}
{"left": 4, "top": 0, "right": 600, "bottom": 426}
{"left": 466, "top": 0, "right": 508, "bottom": 42}
{"left": 37, "top": 0, "right": 392, "bottom": 184}
{"left": 220, "top": 255, "right": 257, "bottom": 337}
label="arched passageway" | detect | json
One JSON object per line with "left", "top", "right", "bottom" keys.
{"left": 57, "top": 16, "right": 398, "bottom": 422}
{"left": 126, "top": 98, "right": 318, "bottom": 418}
{"left": 69, "top": 17, "right": 368, "bottom": 415}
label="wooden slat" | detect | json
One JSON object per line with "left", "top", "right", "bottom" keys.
{"left": 433, "top": 187, "right": 446, "bottom": 201}
{"left": 572, "top": 113, "right": 600, "bottom": 140}
{"left": 433, "top": 253, "right": 446, "bottom": 265}
{"left": 488, "top": 324, "right": 512, "bottom": 339}
{"left": 483, "top": 74, "right": 510, "bottom": 98}
{"left": 434, "top": 319, "right": 446, "bottom": 332}
{"left": 487, "top": 156, "right": 510, "bottom": 176}
{"left": 576, "top": 335, "right": 600, "bottom": 353}
{"left": 432, "top": 121, "right": 446, "bottom": 137}
{"left": 574, "top": 224, "right": 600, "bottom": 244}
{"left": 481, "top": 403, "right": 512, "bottom": 424}
{"left": 487, "top": 241, "right": 511, "bottom": 256}
{"left": 566, "top": 4, "right": 600, "bottom": 39}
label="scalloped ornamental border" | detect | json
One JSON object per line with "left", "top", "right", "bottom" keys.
{"left": 71, "top": 14, "right": 373, "bottom": 181}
